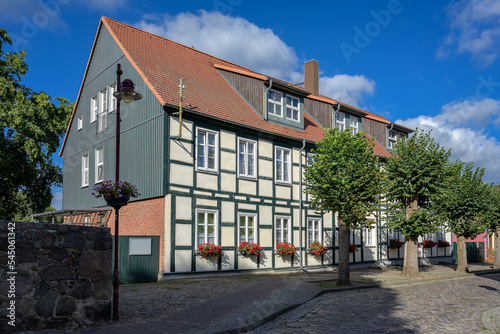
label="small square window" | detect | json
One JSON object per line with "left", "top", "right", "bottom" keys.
{"left": 77, "top": 116, "right": 83, "bottom": 131}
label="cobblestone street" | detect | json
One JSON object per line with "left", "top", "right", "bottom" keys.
{"left": 249, "top": 273, "right": 500, "bottom": 333}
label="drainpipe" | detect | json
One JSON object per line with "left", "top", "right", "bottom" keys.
{"left": 264, "top": 79, "right": 273, "bottom": 120}
{"left": 299, "top": 139, "right": 310, "bottom": 273}
{"left": 333, "top": 103, "right": 340, "bottom": 127}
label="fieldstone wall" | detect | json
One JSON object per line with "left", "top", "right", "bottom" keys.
{"left": 0, "top": 221, "right": 112, "bottom": 332}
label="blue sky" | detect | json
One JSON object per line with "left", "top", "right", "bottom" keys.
{"left": 3, "top": 0, "right": 500, "bottom": 210}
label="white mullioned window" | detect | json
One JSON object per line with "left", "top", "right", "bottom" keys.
{"left": 275, "top": 147, "right": 291, "bottom": 183}
{"left": 307, "top": 218, "right": 322, "bottom": 244}
{"left": 238, "top": 213, "right": 257, "bottom": 243}
{"left": 336, "top": 112, "right": 345, "bottom": 131}
{"left": 196, "top": 128, "right": 218, "bottom": 172}
{"left": 196, "top": 209, "right": 218, "bottom": 245}
{"left": 275, "top": 216, "right": 291, "bottom": 244}
{"left": 95, "top": 147, "right": 103, "bottom": 183}
{"left": 364, "top": 227, "right": 374, "bottom": 247}
{"left": 82, "top": 154, "right": 89, "bottom": 187}
{"left": 267, "top": 89, "right": 283, "bottom": 117}
{"left": 90, "top": 96, "right": 97, "bottom": 123}
{"left": 350, "top": 117, "right": 358, "bottom": 135}
{"left": 388, "top": 130, "right": 397, "bottom": 149}
{"left": 286, "top": 95, "right": 300, "bottom": 121}
{"left": 109, "top": 83, "right": 117, "bottom": 112}
{"left": 238, "top": 139, "right": 256, "bottom": 178}
{"left": 98, "top": 88, "right": 108, "bottom": 132}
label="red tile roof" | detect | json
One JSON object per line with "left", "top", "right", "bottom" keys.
{"left": 60, "top": 17, "right": 392, "bottom": 158}
{"left": 364, "top": 133, "right": 391, "bottom": 158}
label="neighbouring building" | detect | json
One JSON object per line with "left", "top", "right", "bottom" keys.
{"left": 50, "top": 17, "right": 453, "bottom": 279}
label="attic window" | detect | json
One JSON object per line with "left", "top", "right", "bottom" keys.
{"left": 336, "top": 112, "right": 345, "bottom": 131}
{"left": 286, "top": 96, "right": 299, "bottom": 122}
{"left": 267, "top": 90, "right": 282, "bottom": 117}
{"left": 388, "top": 130, "right": 397, "bottom": 149}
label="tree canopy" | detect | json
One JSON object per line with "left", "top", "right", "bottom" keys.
{"left": 0, "top": 28, "right": 73, "bottom": 220}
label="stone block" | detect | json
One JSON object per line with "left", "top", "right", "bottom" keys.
{"left": 55, "top": 296, "right": 76, "bottom": 317}
{"left": 34, "top": 288, "right": 57, "bottom": 318}
{"left": 71, "top": 279, "right": 92, "bottom": 300}
{"left": 41, "top": 233, "right": 56, "bottom": 248}
{"left": 62, "top": 233, "right": 86, "bottom": 250}
{"left": 93, "top": 277, "right": 112, "bottom": 300}
{"left": 79, "top": 251, "right": 111, "bottom": 277}
{"left": 38, "top": 263, "right": 74, "bottom": 281}
{"left": 83, "top": 302, "right": 111, "bottom": 322}
{"left": 34, "top": 280, "right": 50, "bottom": 298}
{"left": 49, "top": 248, "right": 70, "bottom": 261}
{"left": 17, "top": 297, "right": 33, "bottom": 317}
{"left": 16, "top": 242, "right": 37, "bottom": 263}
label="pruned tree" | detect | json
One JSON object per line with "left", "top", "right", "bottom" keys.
{"left": 483, "top": 185, "right": 500, "bottom": 269}
{"left": 439, "top": 162, "right": 490, "bottom": 273}
{"left": 0, "top": 29, "right": 73, "bottom": 220}
{"left": 304, "top": 127, "right": 384, "bottom": 286}
{"left": 385, "top": 129, "right": 450, "bottom": 278}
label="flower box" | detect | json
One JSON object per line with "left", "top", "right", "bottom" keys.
{"left": 276, "top": 242, "right": 296, "bottom": 256}
{"left": 421, "top": 240, "right": 437, "bottom": 248}
{"left": 389, "top": 239, "right": 404, "bottom": 249}
{"left": 308, "top": 242, "right": 328, "bottom": 256}
{"left": 237, "top": 241, "right": 262, "bottom": 256}
{"left": 437, "top": 239, "right": 450, "bottom": 248}
{"left": 196, "top": 243, "right": 222, "bottom": 259}
{"left": 92, "top": 180, "right": 140, "bottom": 208}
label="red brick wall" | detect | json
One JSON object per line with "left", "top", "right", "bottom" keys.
{"left": 108, "top": 197, "right": 165, "bottom": 272}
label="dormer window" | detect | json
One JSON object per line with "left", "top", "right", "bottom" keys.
{"left": 336, "top": 112, "right": 345, "bottom": 131}
{"left": 268, "top": 90, "right": 283, "bottom": 117}
{"left": 350, "top": 117, "right": 358, "bottom": 135}
{"left": 286, "top": 96, "right": 299, "bottom": 122}
{"left": 388, "top": 130, "right": 397, "bottom": 149}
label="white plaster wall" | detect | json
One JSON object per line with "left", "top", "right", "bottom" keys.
{"left": 171, "top": 164, "right": 193, "bottom": 187}
{"left": 221, "top": 172, "right": 236, "bottom": 192}
{"left": 175, "top": 250, "right": 192, "bottom": 272}
{"left": 175, "top": 224, "right": 192, "bottom": 246}
{"left": 197, "top": 173, "right": 218, "bottom": 190}
{"left": 176, "top": 196, "right": 192, "bottom": 220}
{"left": 239, "top": 179, "right": 257, "bottom": 195}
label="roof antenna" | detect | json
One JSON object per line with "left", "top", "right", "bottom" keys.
{"left": 172, "top": 78, "right": 185, "bottom": 138}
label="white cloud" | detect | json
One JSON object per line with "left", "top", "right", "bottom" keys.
{"left": 319, "top": 75, "right": 375, "bottom": 107}
{"left": 396, "top": 98, "right": 500, "bottom": 184}
{"left": 136, "top": 11, "right": 299, "bottom": 81}
{"left": 135, "top": 11, "right": 376, "bottom": 107}
{"left": 438, "top": 0, "right": 500, "bottom": 66}
{"left": 51, "top": 191, "right": 63, "bottom": 211}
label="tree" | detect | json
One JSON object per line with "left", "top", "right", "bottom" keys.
{"left": 483, "top": 186, "right": 500, "bottom": 269}
{"left": 304, "top": 127, "right": 384, "bottom": 286}
{"left": 439, "top": 162, "right": 490, "bottom": 272}
{"left": 385, "top": 129, "right": 450, "bottom": 278}
{"left": 0, "top": 29, "right": 72, "bottom": 220}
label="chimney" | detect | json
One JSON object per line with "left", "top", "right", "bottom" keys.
{"left": 304, "top": 59, "right": 319, "bottom": 96}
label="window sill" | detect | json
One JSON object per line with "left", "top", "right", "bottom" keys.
{"left": 196, "top": 168, "right": 219, "bottom": 175}
{"left": 238, "top": 175, "right": 257, "bottom": 181}
{"left": 275, "top": 180, "right": 292, "bottom": 186}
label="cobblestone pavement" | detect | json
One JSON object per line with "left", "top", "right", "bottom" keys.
{"left": 249, "top": 272, "right": 500, "bottom": 334}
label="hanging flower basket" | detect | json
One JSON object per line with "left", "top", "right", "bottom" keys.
{"left": 308, "top": 242, "right": 328, "bottom": 256}
{"left": 197, "top": 243, "right": 223, "bottom": 259}
{"left": 237, "top": 241, "right": 262, "bottom": 256}
{"left": 92, "top": 180, "right": 140, "bottom": 208}
{"left": 349, "top": 244, "right": 358, "bottom": 253}
{"left": 389, "top": 239, "right": 404, "bottom": 249}
{"left": 437, "top": 240, "right": 450, "bottom": 248}
{"left": 421, "top": 240, "right": 437, "bottom": 248}
{"left": 276, "top": 242, "right": 296, "bottom": 256}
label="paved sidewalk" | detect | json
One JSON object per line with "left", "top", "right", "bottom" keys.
{"left": 42, "top": 263, "right": 500, "bottom": 334}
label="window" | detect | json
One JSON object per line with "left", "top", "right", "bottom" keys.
{"left": 286, "top": 96, "right": 299, "bottom": 121}
{"left": 307, "top": 218, "right": 322, "bottom": 244}
{"left": 196, "top": 209, "right": 218, "bottom": 245}
{"left": 364, "top": 228, "right": 374, "bottom": 246}
{"left": 350, "top": 229, "right": 355, "bottom": 244}
{"left": 275, "top": 216, "right": 291, "bottom": 244}
{"left": 82, "top": 154, "right": 89, "bottom": 187}
{"left": 388, "top": 130, "right": 397, "bottom": 149}
{"left": 109, "top": 83, "right": 117, "bottom": 112}
{"left": 239, "top": 213, "right": 257, "bottom": 243}
{"left": 267, "top": 90, "right": 282, "bottom": 117}
{"left": 98, "top": 214, "right": 106, "bottom": 225}
{"left": 350, "top": 117, "right": 358, "bottom": 135}
{"left": 388, "top": 229, "right": 399, "bottom": 240}
{"left": 196, "top": 128, "right": 218, "bottom": 172}
{"left": 275, "top": 147, "right": 291, "bottom": 183}
{"left": 77, "top": 116, "right": 83, "bottom": 131}
{"left": 336, "top": 112, "right": 345, "bottom": 131}
{"left": 84, "top": 216, "right": 90, "bottom": 226}
{"left": 238, "top": 139, "right": 256, "bottom": 178}
{"left": 95, "top": 147, "right": 103, "bottom": 183}
{"left": 98, "top": 88, "right": 108, "bottom": 132}
{"left": 90, "top": 96, "right": 97, "bottom": 123}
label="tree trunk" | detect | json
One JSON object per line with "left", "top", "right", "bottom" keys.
{"left": 402, "top": 194, "right": 420, "bottom": 278}
{"left": 402, "top": 236, "right": 420, "bottom": 278}
{"left": 494, "top": 229, "right": 500, "bottom": 270}
{"left": 456, "top": 235, "right": 469, "bottom": 273}
{"left": 336, "top": 219, "right": 351, "bottom": 286}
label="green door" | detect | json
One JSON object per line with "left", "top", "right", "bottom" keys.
{"left": 112, "top": 236, "right": 160, "bottom": 284}
{"left": 453, "top": 242, "right": 485, "bottom": 263}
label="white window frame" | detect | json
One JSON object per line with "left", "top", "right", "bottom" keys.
{"left": 285, "top": 95, "right": 300, "bottom": 122}
{"left": 81, "top": 154, "right": 89, "bottom": 187}
{"left": 267, "top": 89, "right": 283, "bottom": 117}
{"left": 196, "top": 209, "right": 218, "bottom": 245}
{"left": 238, "top": 139, "right": 257, "bottom": 178}
{"left": 275, "top": 146, "right": 291, "bottom": 184}
{"left": 275, "top": 216, "right": 291, "bottom": 245}
{"left": 350, "top": 229, "right": 355, "bottom": 244}
{"left": 307, "top": 218, "right": 322, "bottom": 245}
{"left": 109, "top": 83, "right": 117, "bottom": 113}
{"left": 98, "top": 88, "right": 108, "bottom": 133}
{"left": 84, "top": 216, "right": 90, "bottom": 226}
{"left": 77, "top": 116, "right": 83, "bottom": 131}
{"left": 350, "top": 117, "right": 358, "bottom": 135}
{"left": 90, "top": 96, "right": 97, "bottom": 123}
{"left": 196, "top": 128, "right": 219, "bottom": 172}
{"left": 364, "top": 227, "right": 375, "bottom": 247}
{"left": 95, "top": 147, "right": 103, "bottom": 183}
{"left": 336, "top": 112, "right": 345, "bottom": 131}
{"left": 388, "top": 130, "right": 397, "bottom": 149}
{"left": 238, "top": 213, "right": 257, "bottom": 243}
